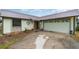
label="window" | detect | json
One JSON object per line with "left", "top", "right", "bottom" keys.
{"left": 13, "top": 19, "right": 21, "bottom": 26}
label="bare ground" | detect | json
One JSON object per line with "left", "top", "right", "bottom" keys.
{"left": 9, "top": 31, "right": 79, "bottom": 49}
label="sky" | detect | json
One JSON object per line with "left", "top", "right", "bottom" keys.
{"left": 9, "top": 9, "right": 69, "bottom": 17}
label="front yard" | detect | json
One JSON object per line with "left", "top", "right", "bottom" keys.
{"left": 9, "top": 31, "right": 79, "bottom": 49}
{"left": 0, "top": 31, "right": 79, "bottom": 49}
{"left": 73, "top": 31, "right": 79, "bottom": 41}
{"left": 0, "top": 31, "right": 32, "bottom": 49}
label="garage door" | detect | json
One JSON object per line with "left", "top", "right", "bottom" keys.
{"left": 43, "top": 19, "right": 70, "bottom": 34}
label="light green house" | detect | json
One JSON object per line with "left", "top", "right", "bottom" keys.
{"left": 0, "top": 9, "right": 79, "bottom": 34}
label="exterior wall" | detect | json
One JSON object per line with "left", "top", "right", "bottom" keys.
{"left": 12, "top": 26, "right": 21, "bottom": 32}
{"left": 3, "top": 18, "right": 12, "bottom": 34}
{"left": 75, "top": 17, "right": 77, "bottom": 29}
{"left": 40, "top": 17, "right": 76, "bottom": 34}
{"left": 70, "top": 17, "right": 74, "bottom": 32}
{"left": 21, "top": 20, "right": 34, "bottom": 31}
{"left": 3, "top": 19, "right": 34, "bottom": 34}
{"left": 70, "top": 17, "right": 75, "bottom": 34}
{"left": 2, "top": 17, "right": 76, "bottom": 34}
{"left": 39, "top": 21, "right": 43, "bottom": 29}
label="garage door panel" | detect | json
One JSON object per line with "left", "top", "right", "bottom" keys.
{"left": 44, "top": 22, "right": 69, "bottom": 34}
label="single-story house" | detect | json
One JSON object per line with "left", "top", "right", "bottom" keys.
{"left": 0, "top": 9, "right": 79, "bottom": 34}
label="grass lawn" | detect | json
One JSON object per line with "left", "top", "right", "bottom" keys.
{"left": 0, "top": 31, "right": 32, "bottom": 49}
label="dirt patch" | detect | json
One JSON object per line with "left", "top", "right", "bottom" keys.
{"left": 0, "top": 31, "right": 32, "bottom": 49}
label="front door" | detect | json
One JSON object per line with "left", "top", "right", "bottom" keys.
{"left": 34, "top": 21, "right": 39, "bottom": 30}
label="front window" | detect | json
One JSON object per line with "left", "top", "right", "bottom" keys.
{"left": 12, "top": 18, "right": 21, "bottom": 26}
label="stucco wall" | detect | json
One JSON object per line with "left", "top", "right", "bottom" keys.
{"left": 70, "top": 17, "right": 74, "bottom": 31}
{"left": 3, "top": 18, "right": 12, "bottom": 34}
{"left": 75, "top": 17, "right": 78, "bottom": 28}
{"left": 12, "top": 26, "right": 21, "bottom": 32}
{"left": 21, "top": 20, "right": 34, "bottom": 31}
{"left": 39, "top": 21, "right": 43, "bottom": 29}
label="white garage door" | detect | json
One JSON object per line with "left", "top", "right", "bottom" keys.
{"left": 43, "top": 20, "right": 70, "bottom": 34}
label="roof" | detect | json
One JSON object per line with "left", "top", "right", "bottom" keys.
{"left": 39, "top": 9, "right": 79, "bottom": 20}
{"left": 0, "top": 9, "right": 79, "bottom": 21}
{"left": 0, "top": 9, "right": 39, "bottom": 20}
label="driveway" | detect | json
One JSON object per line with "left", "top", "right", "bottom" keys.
{"left": 9, "top": 31, "right": 79, "bottom": 49}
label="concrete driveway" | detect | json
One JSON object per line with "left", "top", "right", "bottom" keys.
{"left": 9, "top": 31, "right": 79, "bottom": 49}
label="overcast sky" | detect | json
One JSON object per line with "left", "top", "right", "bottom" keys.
{"left": 9, "top": 9, "right": 69, "bottom": 17}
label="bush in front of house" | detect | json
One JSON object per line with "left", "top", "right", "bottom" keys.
{"left": 0, "top": 31, "right": 31, "bottom": 49}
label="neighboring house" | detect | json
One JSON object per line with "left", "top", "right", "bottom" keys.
{"left": 0, "top": 9, "right": 79, "bottom": 34}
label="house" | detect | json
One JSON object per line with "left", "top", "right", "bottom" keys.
{"left": 0, "top": 9, "right": 79, "bottom": 34}
{"left": 0, "top": 9, "right": 39, "bottom": 34}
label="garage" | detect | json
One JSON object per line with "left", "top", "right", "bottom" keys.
{"left": 43, "top": 18, "right": 70, "bottom": 34}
